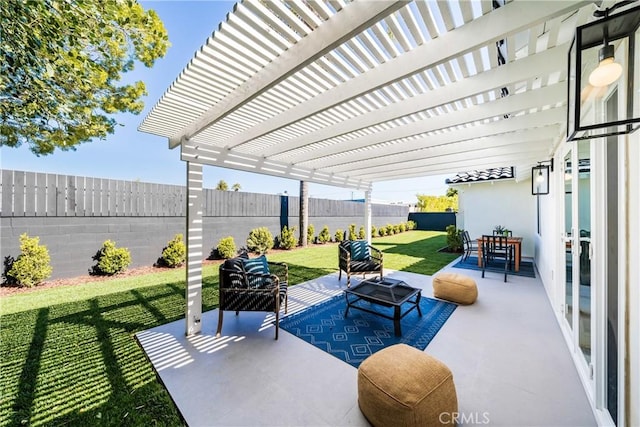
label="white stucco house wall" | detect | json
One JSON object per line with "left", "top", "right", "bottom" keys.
{"left": 449, "top": 169, "right": 536, "bottom": 259}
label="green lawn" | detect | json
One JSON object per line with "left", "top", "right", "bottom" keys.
{"left": 0, "top": 230, "right": 455, "bottom": 426}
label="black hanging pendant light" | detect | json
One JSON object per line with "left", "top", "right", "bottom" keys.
{"left": 567, "top": 1, "right": 640, "bottom": 141}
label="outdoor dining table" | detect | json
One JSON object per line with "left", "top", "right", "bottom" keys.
{"left": 477, "top": 236, "right": 523, "bottom": 272}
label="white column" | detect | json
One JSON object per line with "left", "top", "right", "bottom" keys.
{"left": 299, "top": 181, "right": 309, "bottom": 246}
{"left": 364, "top": 189, "right": 372, "bottom": 244}
{"left": 185, "top": 161, "right": 203, "bottom": 335}
{"left": 626, "top": 134, "right": 639, "bottom": 427}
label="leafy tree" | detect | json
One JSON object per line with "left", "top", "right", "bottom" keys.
{"left": 446, "top": 187, "right": 458, "bottom": 197}
{"left": 231, "top": 183, "right": 241, "bottom": 192}
{"left": 415, "top": 193, "right": 459, "bottom": 212}
{"left": 215, "top": 180, "right": 229, "bottom": 191}
{"left": 1, "top": 1, "right": 169, "bottom": 155}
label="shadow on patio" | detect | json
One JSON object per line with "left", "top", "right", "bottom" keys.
{"left": 136, "top": 264, "right": 596, "bottom": 426}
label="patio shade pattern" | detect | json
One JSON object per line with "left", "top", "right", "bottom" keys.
{"left": 139, "top": 0, "right": 596, "bottom": 190}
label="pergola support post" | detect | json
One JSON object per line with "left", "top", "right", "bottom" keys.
{"left": 364, "top": 189, "right": 372, "bottom": 244}
{"left": 299, "top": 181, "right": 309, "bottom": 246}
{"left": 185, "top": 161, "right": 203, "bottom": 335}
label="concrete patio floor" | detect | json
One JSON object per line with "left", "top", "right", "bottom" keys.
{"left": 136, "top": 260, "right": 597, "bottom": 426}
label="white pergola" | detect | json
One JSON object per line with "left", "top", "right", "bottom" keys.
{"left": 139, "top": 0, "right": 598, "bottom": 335}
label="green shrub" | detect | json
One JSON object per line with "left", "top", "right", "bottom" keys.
{"left": 371, "top": 226, "right": 377, "bottom": 237}
{"left": 5, "top": 233, "right": 52, "bottom": 287}
{"left": 92, "top": 240, "right": 131, "bottom": 275}
{"left": 158, "top": 234, "right": 186, "bottom": 268}
{"left": 399, "top": 223, "right": 407, "bottom": 232}
{"left": 278, "top": 226, "right": 298, "bottom": 250}
{"left": 386, "top": 224, "right": 395, "bottom": 235}
{"left": 393, "top": 224, "right": 401, "bottom": 234}
{"left": 334, "top": 229, "right": 344, "bottom": 242}
{"left": 378, "top": 227, "right": 386, "bottom": 237}
{"left": 317, "top": 226, "right": 331, "bottom": 244}
{"left": 307, "top": 224, "right": 315, "bottom": 244}
{"left": 217, "top": 236, "right": 237, "bottom": 259}
{"left": 407, "top": 220, "right": 417, "bottom": 230}
{"left": 446, "top": 225, "right": 463, "bottom": 252}
{"left": 247, "top": 227, "right": 274, "bottom": 254}
{"left": 348, "top": 224, "right": 357, "bottom": 241}
{"left": 358, "top": 226, "right": 366, "bottom": 239}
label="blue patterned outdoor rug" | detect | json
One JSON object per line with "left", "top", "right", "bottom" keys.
{"left": 279, "top": 293, "right": 456, "bottom": 368}
{"left": 453, "top": 256, "right": 536, "bottom": 278}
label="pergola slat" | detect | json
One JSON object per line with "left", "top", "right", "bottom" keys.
{"left": 141, "top": 0, "right": 591, "bottom": 186}
{"left": 300, "top": 108, "right": 565, "bottom": 173}
{"left": 216, "top": 0, "right": 585, "bottom": 154}
{"left": 322, "top": 126, "right": 561, "bottom": 173}
{"left": 254, "top": 44, "right": 566, "bottom": 158}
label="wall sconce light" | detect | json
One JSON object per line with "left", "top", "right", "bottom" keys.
{"left": 532, "top": 159, "right": 553, "bottom": 195}
{"left": 567, "top": 2, "right": 640, "bottom": 141}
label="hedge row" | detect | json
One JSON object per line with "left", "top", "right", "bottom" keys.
{"left": 3, "top": 221, "right": 418, "bottom": 287}
{"left": 215, "top": 220, "right": 417, "bottom": 258}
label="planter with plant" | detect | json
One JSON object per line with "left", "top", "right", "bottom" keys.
{"left": 494, "top": 225, "right": 511, "bottom": 236}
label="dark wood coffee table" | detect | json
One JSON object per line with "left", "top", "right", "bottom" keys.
{"left": 344, "top": 277, "right": 422, "bottom": 336}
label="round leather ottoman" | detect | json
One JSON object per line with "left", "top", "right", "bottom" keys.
{"left": 432, "top": 272, "right": 478, "bottom": 305}
{"left": 357, "top": 344, "right": 458, "bottom": 427}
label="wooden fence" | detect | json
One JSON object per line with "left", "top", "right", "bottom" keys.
{"left": 0, "top": 169, "right": 408, "bottom": 218}
{"left": 1, "top": 170, "right": 411, "bottom": 279}
{"left": 1, "top": 170, "right": 185, "bottom": 217}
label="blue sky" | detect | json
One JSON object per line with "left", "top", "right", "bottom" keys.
{"left": 0, "top": 1, "right": 450, "bottom": 203}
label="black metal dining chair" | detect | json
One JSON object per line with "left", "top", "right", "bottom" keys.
{"left": 462, "top": 230, "right": 478, "bottom": 262}
{"left": 481, "top": 234, "right": 513, "bottom": 282}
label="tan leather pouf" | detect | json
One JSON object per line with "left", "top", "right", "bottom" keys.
{"left": 357, "top": 344, "right": 458, "bottom": 427}
{"left": 432, "top": 272, "right": 478, "bottom": 305}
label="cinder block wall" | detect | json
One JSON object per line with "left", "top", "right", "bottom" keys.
{"left": 1, "top": 170, "right": 409, "bottom": 279}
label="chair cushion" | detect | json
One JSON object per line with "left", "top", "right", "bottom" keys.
{"left": 242, "top": 255, "right": 271, "bottom": 288}
{"left": 350, "top": 240, "right": 370, "bottom": 261}
{"left": 350, "top": 260, "right": 380, "bottom": 273}
{"left": 242, "top": 255, "right": 270, "bottom": 275}
{"left": 222, "top": 257, "right": 246, "bottom": 288}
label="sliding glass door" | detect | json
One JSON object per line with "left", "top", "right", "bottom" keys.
{"left": 604, "top": 89, "right": 619, "bottom": 425}
{"left": 560, "top": 87, "right": 622, "bottom": 427}
{"left": 563, "top": 150, "right": 573, "bottom": 330}
{"left": 562, "top": 142, "right": 591, "bottom": 365}
{"left": 577, "top": 140, "right": 591, "bottom": 362}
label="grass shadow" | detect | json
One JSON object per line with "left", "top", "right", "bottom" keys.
{"left": 286, "top": 264, "right": 336, "bottom": 286}
{"left": 9, "top": 307, "right": 48, "bottom": 427}
{"left": 374, "top": 233, "right": 460, "bottom": 276}
{"left": 0, "top": 277, "right": 215, "bottom": 426}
